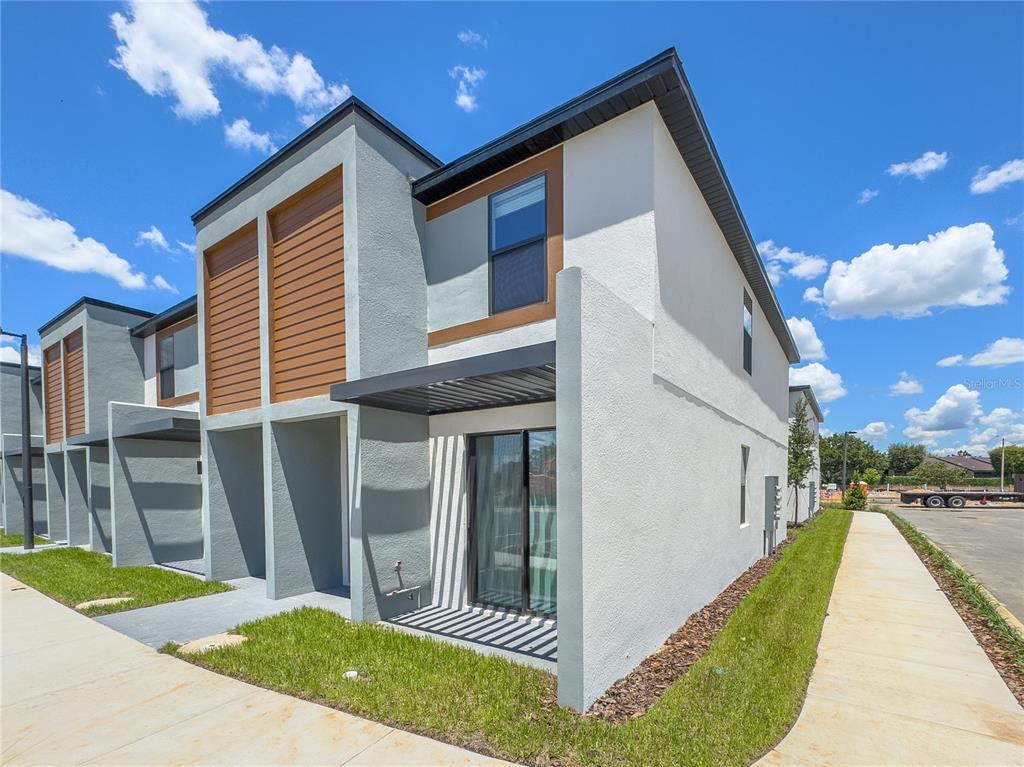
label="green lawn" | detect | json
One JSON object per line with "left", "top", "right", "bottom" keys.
{"left": 172, "top": 509, "right": 852, "bottom": 767}
{"left": 0, "top": 527, "right": 51, "bottom": 547}
{"left": 0, "top": 547, "right": 231, "bottom": 615}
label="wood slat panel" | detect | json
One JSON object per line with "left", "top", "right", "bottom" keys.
{"left": 268, "top": 167, "right": 346, "bottom": 402}
{"left": 43, "top": 343, "right": 63, "bottom": 444}
{"left": 62, "top": 330, "right": 85, "bottom": 438}
{"left": 205, "top": 222, "right": 261, "bottom": 414}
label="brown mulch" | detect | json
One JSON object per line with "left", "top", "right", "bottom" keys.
{"left": 890, "top": 518, "right": 1024, "bottom": 707}
{"left": 586, "top": 534, "right": 793, "bottom": 722}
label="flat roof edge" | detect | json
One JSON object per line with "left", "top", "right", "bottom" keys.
{"left": 39, "top": 297, "right": 154, "bottom": 337}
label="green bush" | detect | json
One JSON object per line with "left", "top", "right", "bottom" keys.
{"left": 885, "top": 475, "right": 1002, "bottom": 488}
{"left": 842, "top": 484, "right": 867, "bottom": 510}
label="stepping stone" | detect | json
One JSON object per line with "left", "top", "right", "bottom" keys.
{"left": 76, "top": 597, "right": 133, "bottom": 610}
{"left": 177, "top": 632, "right": 248, "bottom": 655}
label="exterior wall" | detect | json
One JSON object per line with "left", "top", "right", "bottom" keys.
{"left": 0, "top": 363, "right": 44, "bottom": 531}
{"left": 204, "top": 426, "right": 265, "bottom": 581}
{"left": 65, "top": 449, "right": 90, "bottom": 545}
{"left": 88, "top": 446, "right": 111, "bottom": 552}
{"left": 553, "top": 105, "right": 790, "bottom": 710}
{"left": 427, "top": 402, "right": 556, "bottom": 610}
{"left": 142, "top": 327, "right": 200, "bottom": 412}
{"left": 196, "top": 112, "right": 435, "bottom": 601}
{"left": 109, "top": 402, "right": 202, "bottom": 567}
{"left": 45, "top": 451, "right": 66, "bottom": 541}
{"left": 2, "top": 437, "right": 47, "bottom": 537}
{"left": 786, "top": 390, "right": 822, "bottom": 523}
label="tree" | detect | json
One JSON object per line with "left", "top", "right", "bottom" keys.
{"left": 887, "top": 442, "right": 926, "bottom": 476}
{"left": 862, "top": 467, "right": 882, "bottom": 486}
{"left": 842, "top": 484, "right": 867, "bottom": 510}
{"left": 910, "top": 460, "right": 968, "bottom": 488}
{"left": 787, "top": 400, "right": 817, "bottom": 523}
{"left": 819, "top": 434, "right": 889, "bottom": 485}
{"left": 990, "top": 445, "right": 1024, "bottom": 479}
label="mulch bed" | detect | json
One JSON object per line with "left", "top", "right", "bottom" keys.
{"left": 586, "top": 534, "right": 793, "bottom": 722}
{"left": 890, "top": 519, "right": 1024, "bottom": 707}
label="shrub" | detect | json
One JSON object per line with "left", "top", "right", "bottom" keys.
{"left": 862, "top": 467, "right": 882, "bottom": 487}
{"left": 842, "top": 484, "right": 867, "bottom": 510}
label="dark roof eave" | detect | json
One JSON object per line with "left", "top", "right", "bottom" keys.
{"left": 789, "top": 385, "right": 825, "bottom": 422}
{"left": 39, "top": 297, "right": 153, "bottom": 337}
{"left": 191, "top": 97, "right": 442, "bottom": 226}
{"left": 131, "top": 295, "right": 198, "bottom": 338}
{"left": 411, "top": 49, "right": 800, "bottom": 364}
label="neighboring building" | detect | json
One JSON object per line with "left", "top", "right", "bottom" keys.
{"left": 787, "top": 385, "right": 825, "bottom": 523}
{"left": 107, "top": 296, "right": 203, "bottom": 571}
{"left": 193, "top": 48, "right": 799, "bottom": 711}
{"left": 922, "top": 454, "right": 996, "bottom": 478}
{"left": 0, "top": 361, "right": 46, "bottom": 537}
{"left": 39, "top": 298, "right": 153, "bottom": 550}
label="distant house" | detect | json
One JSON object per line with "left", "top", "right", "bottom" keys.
{"left": 922, "top": 454, "right": 996, "bottom": 478}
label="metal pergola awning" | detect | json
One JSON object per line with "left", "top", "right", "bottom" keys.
{"left": 112, "top": 416, "right": 200, "bottom": 443}
{"left": 2, "top": 445, "right": 44, "bottom": 458}
{"left": 66, "top": 430, "right": 108, "bottom": 448}
{"left": 330, "top": 342, "right": 555, "bottom": 416}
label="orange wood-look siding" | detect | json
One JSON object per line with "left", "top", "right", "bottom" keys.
{"left": 62, "top": 330, "right": 85, "bottom": 437}
{"left": 425, "top": 147, "right": 563, "bottom": 347}
{"left": 204, "top": 222, "right": 261, "bottom": 415}
{"left": 268, "top": 167, "right": 346, "bottom": 402}
{"left": 43, "top": 343, "right": 63, "bottom": 444}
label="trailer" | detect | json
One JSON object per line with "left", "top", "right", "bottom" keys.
{"left": 899, "top": 490, "right": 1024, "bottom": 509}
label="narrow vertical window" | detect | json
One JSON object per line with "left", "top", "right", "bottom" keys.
{"left": 158, "top": 334, "right": 175, "bottom": 399}
{"left": 489, "top": 174, "right": 547, "bottom": 314}
{"left": 742, "top": 290, "right": 753, "bottom": 375}
{"left": 740, "top": 445, "right": 750, "bottom": 525}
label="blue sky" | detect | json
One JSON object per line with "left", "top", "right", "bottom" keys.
{"left": 1, "top": 1, "right": 1022, "bottom": 454}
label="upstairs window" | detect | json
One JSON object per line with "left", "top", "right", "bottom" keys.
{"left": 740, "top": 445, "right": 750, "bottom": 525}
{"left": 489, "top": 174, "right": 547, "bottom": 314}
{"left": 157, "top": 318, "right": 199, "bottom": 406}
{"left": 742, "top": 290, "right": 753, "bottom": 375}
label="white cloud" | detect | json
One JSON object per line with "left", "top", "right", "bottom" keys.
{"left": 903, "top": 384, "right": 982, "bottom": 441}
{"left": 934, "top": 338, "right": 1024, "bottom": 368}
{"left": 889, "top": 372, "right": 923, "bottom": 396}
{"left": 0, "top": 189, "right": 149, "bottom": 289}
{"left": 110, "top": 0, "right": 350, "bottom": 124}
{"left": 450, "top": 65, "right": 486, "bottom": 112}
{"left": 805, "top": 223, "right": 1009, "bottom": 319}
{"left": 857, "top": 421, "right": 891, "bottom": 443}
{"left": 0, "top": 338, "right": 41, "bottom": 367}
{"left": 970, "top": 159, "right": 1024, "bottom": 194}
{"left": 933, "top": 407, "right": 1024, "bottom": 455}
{"left": 820, "top": 426, "right": 833, "bottom": 438}
{"left": 224, "top": 118, "right": 276, "bottom": 154}
{"left": 757, "top": 240, "right": 828, "bottom": 285}
{"left": 177, "top": 241, "right": 196, "bottom": 256}
{"left": 456, "top": 30, "right": 487, "bottom": 48}
{"left": 789, "top": 363, "right": 847, "bottom": 402}
{"left": 887, "top": 150, "right": 948, "bottom": 180}
{"left": 1006, "top": 211, "right": 1023, "bottom": 227}
{"left": 137, "top": 224, "right": 172, "bottom": 252}
{"left": 857, "top": 188, "right": 879, "bottom": 205}
{"left": 152, "top": 275, "right": 178, "bottom": 293}
{"left": 786, "top": 316, "right": 827, "bottom": 361}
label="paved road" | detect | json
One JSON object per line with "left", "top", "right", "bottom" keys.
{"left": 759, "top": 512, "right": 1024, "bottom": 766}
{"left": 895, "top": 508, "right": 1024, "bottom": 623}
{"left": 1, "top": 573, "right": 513, "bottom": 766}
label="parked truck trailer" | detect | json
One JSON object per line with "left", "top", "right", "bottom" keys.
{"left": 899, "top": 490, "right": 1024, "bottom": 509}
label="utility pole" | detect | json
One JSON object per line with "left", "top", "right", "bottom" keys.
{"left": 1000, "top": 437, "right": 1006, "bottom": 492}
{"left": 1, "top": 328, "right": 34, "bottom": 549}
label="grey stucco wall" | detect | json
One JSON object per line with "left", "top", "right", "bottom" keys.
{"left": 205, "top": 426, "right": 265, "bottom": 581}
{"left": 349, "top": 406, "right": 432, "bottom": 622}
{"left": 2, "top": 440, "right": 47, "bottom": 537}
{"left": 424, "top": 198, "right": 490, "bottom": 332}
{"left": 110, "top": 403, "right": 202, "bottom": 567}
{"left": 88, "top": 446, "right": 111, "bottom": 552}
{"left": 85, "top": 307, "right": 146, "bottom": 436}
{"left": 65, "top": 449, "right": 90, "bottom": 545}
{"left": 0, "top": 364, "right": 44, "bottom": 439}
{"left": 45, "top": 452, "right": 66, "bottom": 541}
{"left": 266, "top": 416, "right": 345, "bottom": 598}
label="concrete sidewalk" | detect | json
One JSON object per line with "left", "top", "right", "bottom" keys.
{"left": 760, "top": 511, "right": 1024, "bottom": 766}
{"left": 0, "top": 573, "right": 515, "bottom": 766}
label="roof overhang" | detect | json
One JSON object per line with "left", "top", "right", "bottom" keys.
{"left": 412, "top": 48, "right": 799, "bottom": 364}
{"left": 2, "top": 445, "right": 44, "bottom": 458}
{"left": 330, "top": 342, "right": 555, "bottom": 416}
{"left": 789, "top": 385, "right": 825, "bottom": 422}
{"left": 66, "top": 430, "right": 108, "bottom": 448}
{"left": 131, "top": 296, "right": 198, "bottom": 338}
{"left": 112, "top": 415, "right": 200, "bottom": 443}
{"left": 39, "top": 297, "right": 153, "bottom": 337}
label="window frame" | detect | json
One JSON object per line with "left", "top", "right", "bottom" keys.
{"left": 466, "top": 426, "right": 557, "bottom": 618}
{"left": 740, "top": 444, "right": 750, "bottom": 526}
{"left": 742, "top": 290, "right": 753, "bottom": 376}
{"left": 155, "top": 315, "right": 200, "bottom": 407}
{"left": 487, "top": 172, "right": 549, "bottom": 316}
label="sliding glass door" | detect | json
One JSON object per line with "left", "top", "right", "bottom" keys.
{"left": 469, "top": 429, "right": 556, "bottom": 616}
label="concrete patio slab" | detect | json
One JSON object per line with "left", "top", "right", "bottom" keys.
{"left": 0, "top": 573, "right": 515, "bottom": 767}
{"left": 758, "top": 511, "right": 1024, "bottom": 766}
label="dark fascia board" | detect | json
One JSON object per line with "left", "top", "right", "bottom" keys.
{"left": 331, "top": 341, "right": 556, "bottom": 403}
{"left": 112, "top": 415, "right": 199, "bottom": 442}
{"left": 39, "top": 297, "right": 154, "bottom": 337}
{"left": 2, "top": 445, "right": 45, "bottom": 458}
{"left": 789, "top": 385, "right": 825, "bottom": 423}
{"left": 131, "top": 295, "right": 198, "bottom": 338}
{"left": 411, "top": 48, "right": 800, "bottom": 364}
{"left": 191, "top": 97, "right": 442, "bottom": 226}
{"left": 66, "top": 430, "right": 108, "bottom": 448}
{"left": 0, "top": 361, "right": 41, "bottom": 373}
